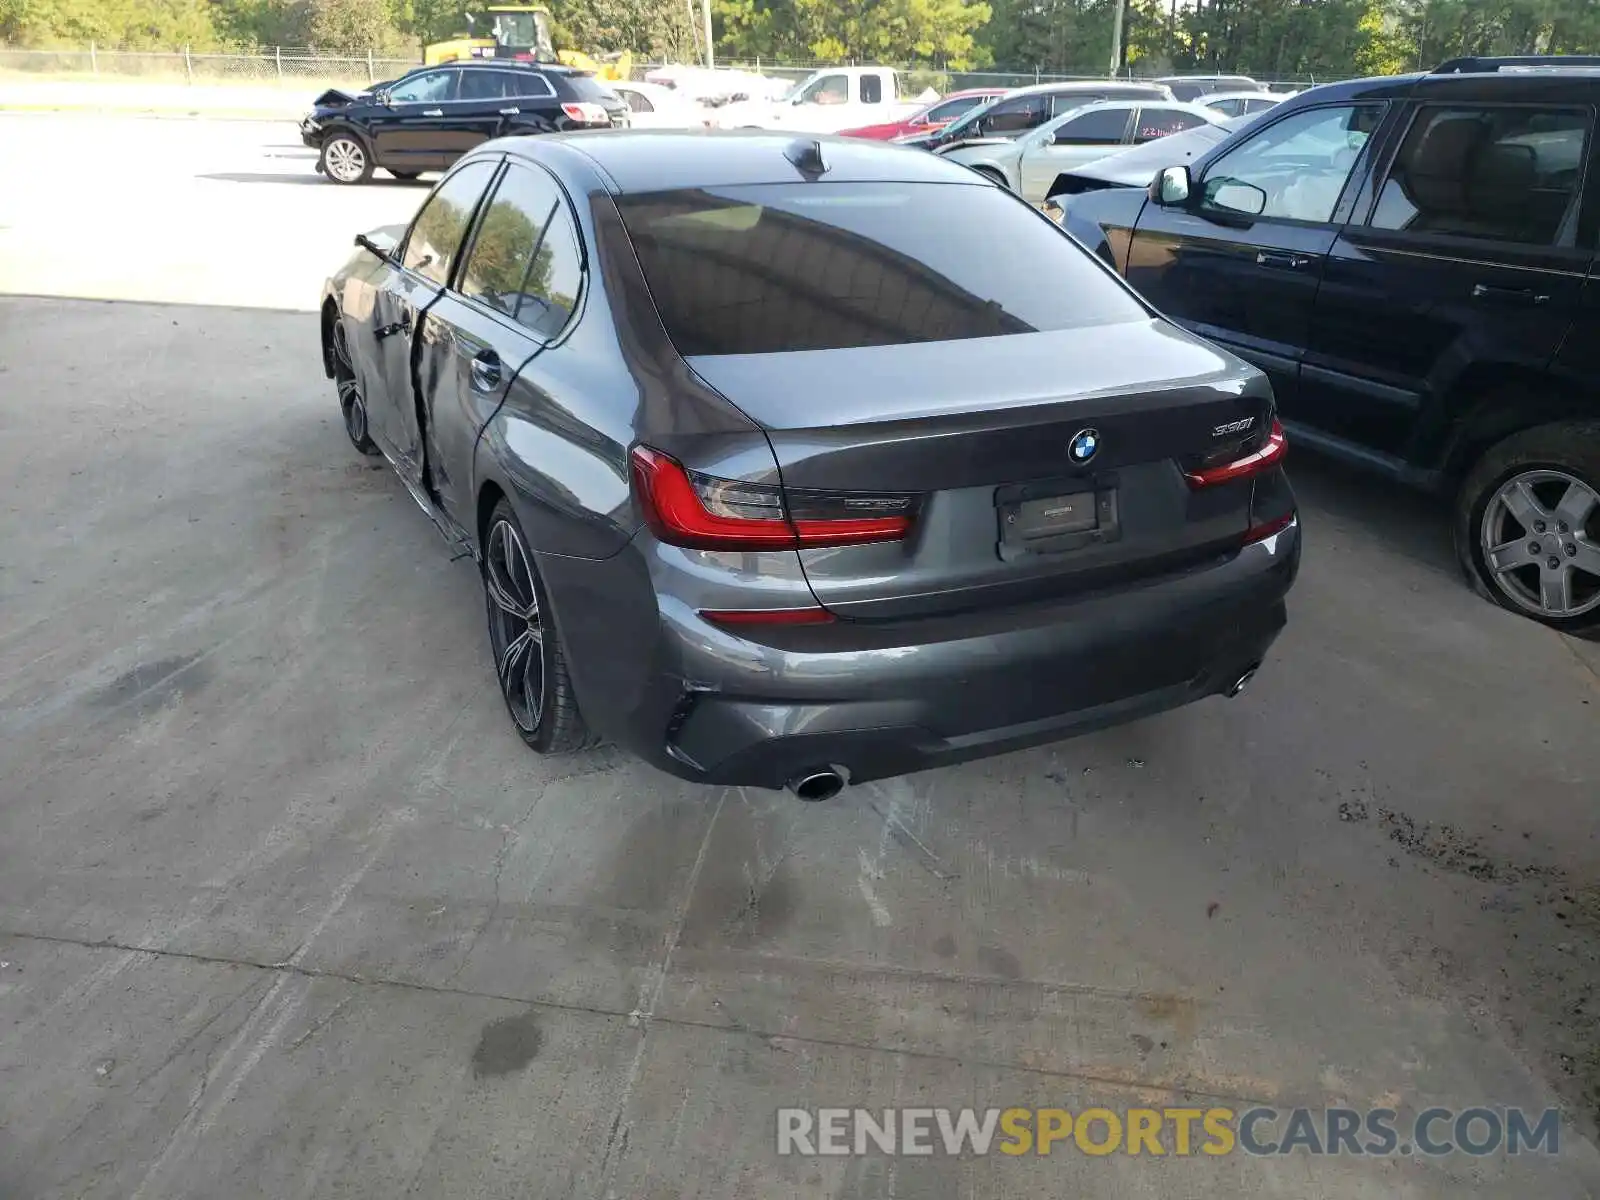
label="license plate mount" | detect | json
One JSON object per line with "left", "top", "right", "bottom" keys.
{"left": 996, "top": 476, "right": 1120, "bottom": 560}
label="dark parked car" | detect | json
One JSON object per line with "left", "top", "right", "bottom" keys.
{"left": 320, "top": 131, "right": 1299, "bottom": 795}
{"left": 1155, "top": 75, "right": 1265, "bottom": 103}
{"left": 300, "top": 61, "right": 628, "bottom": 184}
{"left": 1062, "top": 56, "right": 1600, "bottom": 635}
{"left": 895, "top": 81, "right": 1176, "bottom": 151}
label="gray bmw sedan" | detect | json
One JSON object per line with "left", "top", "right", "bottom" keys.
{"left": 320, "top": 129, "right": 1299, "bottom": 798}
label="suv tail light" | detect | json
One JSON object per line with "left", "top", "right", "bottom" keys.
{"left": 1183, "top": 419, "right": 1287, "bottom": 488}
{"left": 561, "top": 101, "right": 611, "bottom": 126}
{"left": 630, "top": 446, "right": 917, "bottom": 550}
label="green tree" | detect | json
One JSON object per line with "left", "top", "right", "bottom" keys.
{"left": 306, "top": 0, "right": 404, "bottom": 51}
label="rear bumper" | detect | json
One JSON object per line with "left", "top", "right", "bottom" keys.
{"left": 539, "top": 519, "right": 1300, "bottom": 790}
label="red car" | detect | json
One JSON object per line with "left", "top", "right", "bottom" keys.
{"left": 838, "top": 88, "right": 1008, "bottom": 140}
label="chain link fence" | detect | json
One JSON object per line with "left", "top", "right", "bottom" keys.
{"left": 0, "top": 46, "right": 416, "bottom": 87}
{"left": 0, "top": 44, "right": 1320, "bottom": 92}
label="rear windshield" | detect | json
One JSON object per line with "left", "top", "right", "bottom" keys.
{"left": 615, "top": 182, "right": 1146, "bottom": 355}
{"left": 561, "top": 72, "right": 616, "bottom": 102}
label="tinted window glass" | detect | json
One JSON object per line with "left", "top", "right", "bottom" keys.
{"left": 389, "top": 69, "right": 456, "bottom": 104}
{"left": 1135, "top": 107, "right": 1207, "bottom": 143}
{"left": 558, "top": 72, "right": 610, "bottom": 101}
{"left": 1203, "top": 104, "right": 1379, "bottom": 223}
{"left": 1242, "top": 97, "right": 1280, "bottom": 114}
{"left": 623, "top": 88, "right": 654, "bottom": 113}
{"left": 458, "top": 70, "right": 509, "bottom": 101}
{"left": 927, "top": 94, "right": 985, "bottom": 123}
{"left": 1103, "top": 86, "right": 1168, "bottom": 102}
{"left": 457, "top": 164, "right": 582, "bottom": 336}
{"left": 616, "top": 182, "right": 1147, "bottom": 356}
{"left": 1049, "top": 91, "right": 1103, "bottom": 117}
{"left": 1054, "top": 108, "right": 1129, "bottom": 144}
{"left": 982, "top": 94, "right": 1047, "bottom": 134}
{"left": 1369, "top": 105, "right": 1589, "bottom": 246}
{"left": 1168, "top": 82, "right": 1204, "bottom": 102}
{"left": 403, "top": 160, "right": 497, "bottom": 286}
{"left": 860, "top": 74, "right": 882, "bottom": 104}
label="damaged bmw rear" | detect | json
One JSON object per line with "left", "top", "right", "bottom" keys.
{"left": 320, "top": 131, "right": 1299, "bottom": 798}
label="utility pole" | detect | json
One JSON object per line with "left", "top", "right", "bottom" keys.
{"left": 703, "top": 0, "right": 715, "bottom": 68}
{"left": 1108, "top": 0, "right": 1125, "bottom": 77}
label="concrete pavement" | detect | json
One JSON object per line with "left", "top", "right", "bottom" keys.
{"left": 1, "top": 114, "right": 1598, "bottom": 1198}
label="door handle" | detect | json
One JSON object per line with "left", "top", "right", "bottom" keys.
{"left": 1255, "top": 250, "right": 1312, "bottom": 269}
{"left": 469, "top": 351, "right": 502, "bottom": 392}
{"left": 498, "top": 107, "right": 520, "bottom": 115}
{"left": 1471, "top": 283, "right": 1549, "bottom": 306}
{"left": 375, "top": 314, "right": 411, "bottom": 340}
{"left": 421, "top": 108, "right": 443, "bottom": 117}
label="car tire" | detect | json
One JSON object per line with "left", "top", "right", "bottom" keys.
{"left": 319, "top": 133, "right": 373, "bottom": 185}
{"left": 388, "top": 169, "right": 421, "bottom": 181}
{"left": 481, "top": 499, "right": 600, "bottom": 753}
{"left": 329, "top": 314, "right": 380, "bottom": 456}
{"left": 1454, "top": 419, "right": 1600, "bottom": 639}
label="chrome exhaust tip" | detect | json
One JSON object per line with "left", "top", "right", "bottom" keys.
{"left": 1225, "top": 665, "right": 1260, "bottom": 698}
{"left": 787, "top": 769, "right": 846, "bottom": 802}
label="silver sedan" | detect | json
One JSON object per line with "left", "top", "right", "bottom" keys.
{"left": 936, "top": 99, "right": 1225, "bottom": 204}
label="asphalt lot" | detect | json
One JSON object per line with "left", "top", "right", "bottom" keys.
{"left": 2, "top": 113, "right": 1600, "bottom": 1198}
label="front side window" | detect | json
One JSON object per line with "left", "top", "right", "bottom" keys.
{"left": 1206, "top": 98, "right": 1244, "bottom": 117}
{"left": 926, "top": 95, "right": 985, "bottom": 124}
{"left": 402, "top": 159, "right": 498, "bottom": 287}
{"left": 982, "top": 95, "right": 1047, "bottom": 134}
{"left": 797, "top": 74, "right": 848, "bottom": 105}
{"left": 615, "top": 182, "right": 1148, "bottom": 356}
{"left": 389, "top": 69, "right": 457, "bottom": 105}
{"left": 1201, "top": 103, "right": 1381, "bottom": 223}
{"left": 1135, "top": 107, "right": 1208, "bottom": 143}
{"left": 456, "top": 164, "right": 583, "bottom": 337}
{"left": 1054, "top": 108, "right": 1131, "bottom": 145}
{"left": 623, "top": 89, "right": 654, "bottom": 113}
{"left": 1369, "top": 105, "right": 1590, "bottom": 246}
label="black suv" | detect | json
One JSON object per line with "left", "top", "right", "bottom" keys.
{"left": 1061, "top": 56, "right": 1600, "bottom": 635}
{"left": 300, "top": 61, "right": 628, "bottom": 185}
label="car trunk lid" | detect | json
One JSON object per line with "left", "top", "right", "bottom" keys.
{"left": 686, "top": 321, "right": 1275, "bottom": 621}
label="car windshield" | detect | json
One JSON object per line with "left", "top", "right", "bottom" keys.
{"left": 614, "top": 182, "right": 1147, "bottom": 355}
{"left": 562, "top": 72, "right": 618, "bottom": 102}
{"left": 489, "top": 9, "right": 555, "bottom": 56}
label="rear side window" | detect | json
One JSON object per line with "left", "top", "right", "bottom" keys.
{"left": 623, "top": 88, "right": 654, "bottom": 113}
{"left": 500, "top": 70, "right": 554, "bottom": 99}
{"left": 458, "top": 71, "right": 509, "bottom": 101}
{"left": 457, "top": 163, "right": 583, "bottom": 336}
{"left": 1049, "top": 91, "right": 1103, "bottom": 117}
{"left": 1369, "top": 105, "right": 1591, "bottom": 247}
{"left": 1135, "top": 107, "right": 1208, "bottom": 143}
{"left": 560, "top": 72, "right": 614, "bottom": 102}
{"left": 615, "top": 182, "right": 1147, "bottom": 355}
{"left": 860, "top": 74, "right": 882, "bottom": 104}
{"left": 403, "top": 159, "right": 499, "bottom": 287}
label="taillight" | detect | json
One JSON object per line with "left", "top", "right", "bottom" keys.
{"left": 1183, "top": 419, "right": 1287, "bottom": 488}
{"left": 561, "top": 101, "right": 611, "bottom": 125}
{"left": 630, "top": 445, "right": 916, "bottom": 551}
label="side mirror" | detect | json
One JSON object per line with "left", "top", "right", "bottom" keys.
{"left": 1150, "top": 165, "right": 1191, "bottom": 205}
{"left": 355, "top": 232, "right": 394, "bottom": 260}
{"left": 374, "top": 88, "right": 392, "bottom": 106}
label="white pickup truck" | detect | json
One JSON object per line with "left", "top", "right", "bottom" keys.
{"left": 712, "top": 66, "right": 936, "bottom": 134}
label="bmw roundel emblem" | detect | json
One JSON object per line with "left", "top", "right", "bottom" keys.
{"left": 1068, "top": 428, "right": 1100, "bottom": 465}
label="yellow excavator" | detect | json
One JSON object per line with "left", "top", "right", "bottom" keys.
{"left": 423, "top": 6, "right": 632, "bottom": 82}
